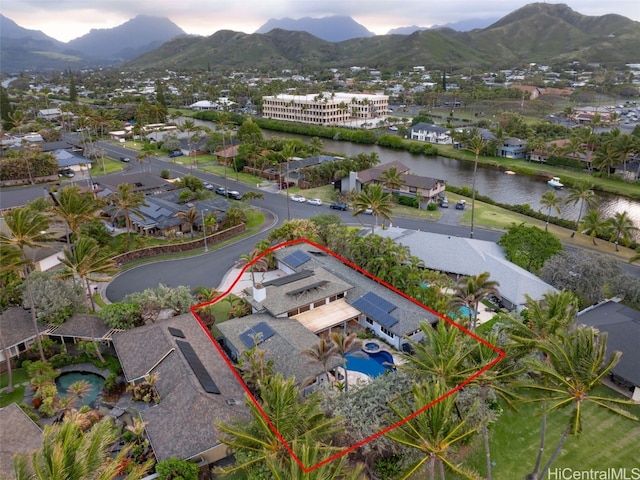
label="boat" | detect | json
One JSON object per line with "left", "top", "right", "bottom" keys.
{"left": 504, "top": 170, "right": 516, "bottom": 175}
{"left": 547, "top": 177, "right": 564, "bottom": 189}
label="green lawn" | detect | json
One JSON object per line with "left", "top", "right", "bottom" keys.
{"left": 460, "top": 385, "right": 640, "bottom": 479}
{"left": 0, "top": 385, "right": 26, "bottom": 407}
{"left": 0, "top": 368, "right": 28, "bottom": 389}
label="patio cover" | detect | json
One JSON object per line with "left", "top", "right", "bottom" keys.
{"left": 292, "top": 299, "right": 361, "bottom": 333}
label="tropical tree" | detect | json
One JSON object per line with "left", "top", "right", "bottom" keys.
{"left": 237, "top": 346, "right": 274, "bottom": 395}
{"left": 13, "top": 413, "right": 153, "bottom": 480}
{"left": 579, "top": 209, "right": 610, "bottom": 246}
{"left": 174, "top": 206, "right": 200, "bottom": 239}
{"left": 217, "top": 374, "right": 343, "bottom": 476}
{"left": 379, "top": 166, "right": 403, "bottom": 195}
{"left": 449, "top": 272, "right": 500, "bottom": 331}
{"left": 539, "top": 190, "right": 562, "bottom": 232}
{"left": 329, "top": 332, "right": 362, "bottom": 392}
{"left": 607, "top": 211, "right": 638, "bottom": 251}
{"left": 385, "top": 381, "right": 482, "bottom": 480}
{"left": 520, "top": 326, "right": 638, "bottom": 480}
{"left": 109, "top": 183, "right": 148, "bottom": 247}
{"left": 302, "top": 338, "right": 339, "bottom": 385}
{"left": 351, "top": 184, "right": 394, "bottom": 233}
{"left": 49, "top": 185, "right": 101, "bottom": 246}
{"left": 565, "top": 181, "right": 599, "bottom": 238}
{"left": 236, "top": 248, "right": 269, "bottom": 287}
{"left": 0, "top": 206, "right": 52, "bottom": 361}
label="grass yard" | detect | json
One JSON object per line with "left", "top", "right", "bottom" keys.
{"left": 0, "top": 368, "right": 28, "bottom": 389}
{"left": 459, "top": 385, "right": 640, "bottom": 479}
{"left": 0, "top": 385, "right": 26, "bottom": 407}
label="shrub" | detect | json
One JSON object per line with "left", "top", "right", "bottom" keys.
{"left": 155, "top": 458, "right": 199, "bottom": 480}
{"left": 160, "top": 169, "right": 171, "bottom": 179}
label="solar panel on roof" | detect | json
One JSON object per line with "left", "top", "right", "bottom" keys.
{"left": 175, "top": 340, "right": 220, "bottom": 394}
{"left": 352, "top": 296, "right": 399, "bottom": 329}
{"left": 283, "top": 250, "right": 311, "bottom": 268}
{"left": 362, "top": 292, "right": 396, "bottom": 313}
{"left": 263, "top": 269, "right": 314, "bottom": 287}
{"left": 239, "top": 322, "right": 276, "bottom": 348}
{"left": 168, "top": 327, "right": 185, "bottom": 338}
{"left": 286, "top": 280, "right": 329, "bottom": 296}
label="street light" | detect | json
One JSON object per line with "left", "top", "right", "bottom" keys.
{"left": 201, "top": 208, "right": 208, "bottom": 252}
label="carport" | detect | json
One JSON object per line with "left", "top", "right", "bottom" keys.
{"left": 292, "top": 299, "right": 361, "bottom": 334}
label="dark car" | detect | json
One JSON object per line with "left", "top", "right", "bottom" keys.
{"left": 119, "top": 156, "right": 130, "bottom": 162}
{"left": 329, "top": 202, "right": 348, "bottom": 211}
{"left": 456, "top": 200, "right": 466, "bottom": 210}
{"left": 280, "top": 181, "right": 295, "bottom": 189}
{"left": 168, "top": 150, "right": 183, "bottom": 158}
{"left": 227, "top": 190, "right": 242, "bottom": 200}
{"left": 215, "top": 187, "right": 227, "bottom": 196}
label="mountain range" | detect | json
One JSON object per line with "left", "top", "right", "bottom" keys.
{"left": 2, "top": 3, "right": 640, "bottom": 73}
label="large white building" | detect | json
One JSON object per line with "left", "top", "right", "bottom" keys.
{"left": 262, "top": 92, "right": 388, "bottom": 127}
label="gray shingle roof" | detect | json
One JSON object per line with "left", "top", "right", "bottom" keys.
{"left": 0, "top": 307, "right": 47, "bottom": 349}
{"left": 374, "top": 228, "right": 557, "bottom": 308}
{"left": 216, "top": 314, "right": 341, "bottom": 385}
{"left": 48, "top": 313, "right": 110, "bottom": 339}
{"left": 112, "top": 314, "right": 248, "bottom": 462}
{"left": 0, "top": 403, "right": 42, "bottom": 480}
{"left": 578, "top": 300, "right": 640, "bottom": 387}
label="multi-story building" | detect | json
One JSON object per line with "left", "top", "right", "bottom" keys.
{"left": 261, "top": 92, "right": 388, "bottom": 127}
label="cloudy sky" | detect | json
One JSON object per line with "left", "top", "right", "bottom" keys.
{"left": 5, "top": 0, "right": 640, "bottom": 42}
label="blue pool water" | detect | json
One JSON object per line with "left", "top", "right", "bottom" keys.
{"left": 345, "top": 350, "right": 395, "bottom": 378}
{"left": 56, "top": 372, "right": 105, "bottom": 407}
{"left": 454, "top": 306, "right": 477, "bottom": 318}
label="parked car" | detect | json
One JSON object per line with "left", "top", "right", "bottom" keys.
{"left": 329, "top": 202, "right": 348, "bottom": 211}
{"left": 168, "top": 150, "right": 184, "bottom": 158}
{"left": 227, "top": 190, "right": 242, "bottom": 200}
{"left": 215, "top": 187, "right": 227, "bottom": 196}
{"left": 307, "top": 198, "right": 323, "bottom": 206}
{"left": 58, "top": 168, "right": 74, "bottom": 178}
{"left": 456, "top": 200, "right": 466, "bottom": 210}
{"left": 441, "top": 198, "right": 449, "bottom": 208}
{"left": 280, "top": 181, "right": 295, "bottom": 189}
{"left": 364, "top": 207, "right": 373, "bottom": 215}
{"left": 203, "top": 182, "right": 214, "bottom": 190}
{"left": 119, "top": 156, "right": 130, "bottom": 162}
{"left": 290, "top": 194, "right": 306, "bottom": 203}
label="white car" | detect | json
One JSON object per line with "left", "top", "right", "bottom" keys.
{"left": 364, "top": 207, "right": 373, "bottom": 215}
{"left": 290, "top": 194, "right": 306, "bottom": 203}
{"left": 203, "top": 182, "right": 214, "bottom": 190}
{"left": 307, "top": 198, "right": 323, "bottom": 206}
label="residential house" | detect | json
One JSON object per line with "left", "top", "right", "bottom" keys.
{"left": 339, "top": 161, "right": 446, "bottom": 205}
{"left": 612, "top": 155, "right": 640, "bottom": 181}
{"left": 52, "top": 148, "right": 93, "bottom": 173}
{"left": 577, "top": 299, "right": 640, "bottom": 401}
{"left": 220, "top": 244, "right": 439, "bottom": 356}
{"left": 0, "top": 403, "right": 42, "bottom": 480}
{"left": 375, "top": 228, "right": 558, "bottom": 311}
{"left": 0, "top": 307, "right": 48, "bottom": 370}
{"left": 410, "top": 123, "right": 452, "bottom": 144}
{"left": 112, "top": 313, "right": 249, "bottom": 465}
{"left": 46, "top": 313, "right": 119, "bottom": 348}
{"left": 496, "top": 137, "right": 527, "bottom": 159}
{"left": 37, "top": 108, "right": 62, "bottom": 120}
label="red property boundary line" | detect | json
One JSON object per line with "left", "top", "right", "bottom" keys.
{"left": 190, "top": 238, "right": 506, "bottom": 473}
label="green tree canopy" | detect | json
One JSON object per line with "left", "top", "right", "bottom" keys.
{"left": 498, "top": 223, "right": 563, "bottom": 274}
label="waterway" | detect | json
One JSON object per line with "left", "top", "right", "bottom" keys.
{"left": 185, "top": 118, "right": 640, "bottom": 229}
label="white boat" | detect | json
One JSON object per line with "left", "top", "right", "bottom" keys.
{"left": 547, "top": 177, "right": 564, "bottom": 189}
{"left": 504, "top": 170, "right": 516, "bottom": 175}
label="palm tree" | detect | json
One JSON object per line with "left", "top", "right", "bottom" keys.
{"left": 0, "top": 207, "right": 52, "bottom": 361}
{"left": 236, "top": 346, "right": 274, "bottom": 394}
{"left": 503, "top": 290, "right": 579, "bottom": 480}
{"left": 607, "top": 211, "right": 638, "bottom": 251}
{"left": 464, "top": 130, "right": 488, "bottom": 239}
{"left": 13, "top": 413, "right": 153, "bottom": 480}
{"left": 217, "top": 375, "right": 343, "bottom": 476}
{"left": 579, "top": 209, "right": 610, "bottom": 246}
{"left": 449, "top": 272, "right": 500, "bottom": 332}
{"left": 109, "top": 183, "right": 148, "bottom": 247}
{"left": 58, "top": 237, "right": 117, "bottom": 362}
{"left": 352, "top": 184, "right": 394, "bottom": 234}
{"left": 521, "top": 326, "right": 638, "bottom": 480}
{"left": 379, "top": 166, "right": 403, "bottom": 196}
{"left": 329, "top": 332, "right": 361, "bottom": 392}
{"left": 49, "top": 185, "right": 101, "bottom": 246}
{"left": 565, "top": 181, "right": 599, "bottom": 238}
{"left": 539, "top": 190, "right": 562, "bottom": 232}
{"left": 174, "top": 206, "right": 200, "bottom": 239}
{"left": 236, "top": 248, "right": 269, "bottom": 287}
{"left": 67, "top": 379, "right": 92, "bottom": 405}
{"left": 302, "top": 338, "right": 338, "bottom": 384}
{"left": 385, "top": 381, "right": 482, "bottom": 480}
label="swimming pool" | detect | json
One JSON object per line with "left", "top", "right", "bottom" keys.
{"left": 345, "top": 350, "right": 395, "bottom": 378}
{"left": 454, "top": 306, "right": 477, "bottom": 318}
{"left": 56, "top": 372, "right": 105, "bottom": 407}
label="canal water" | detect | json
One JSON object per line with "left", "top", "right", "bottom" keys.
{"left": 185, "top": 118, "right": 640, "bottom": 229}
